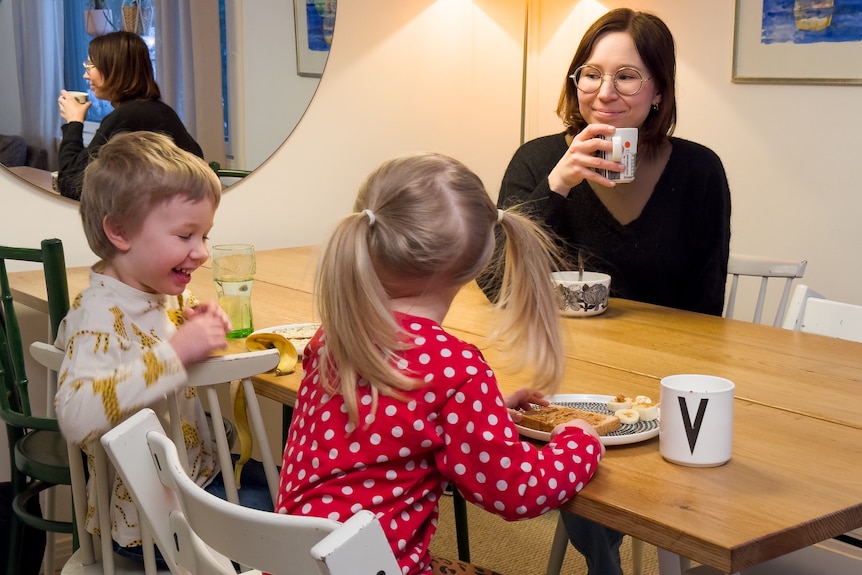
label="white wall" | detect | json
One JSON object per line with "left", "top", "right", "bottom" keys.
{"left": 235, "top": 0, "right": 323, "bottom": 170}
{"left": 0, "top": 0, "right": 524, "bottom": 265}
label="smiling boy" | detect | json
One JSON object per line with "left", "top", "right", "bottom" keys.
{"left": 53, "top": 131, "right": 231, "bottom": 557}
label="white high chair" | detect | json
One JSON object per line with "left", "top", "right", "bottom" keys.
{"left": 102, "top": 408, "right": 402, "bottom": 575}
{"left": 29, "top": 342, "right": 280, "bottom": 575}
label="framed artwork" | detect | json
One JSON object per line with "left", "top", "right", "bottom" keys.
{"left": 733, "top": 0, "right": 862, "bottom": 85}
{"left": 293, "top": 0, "right": 336, "bottom": 77}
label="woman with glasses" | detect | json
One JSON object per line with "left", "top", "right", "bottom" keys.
{"left": 56, "top": 31, "right": 203, "bottom": 200}
{"left": 481, "top": 8, "right": 730, "bottom": 319}
{"left": 479, "top": 8, "right": 730, "bottom": 575}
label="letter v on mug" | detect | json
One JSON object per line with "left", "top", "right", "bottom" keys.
{"left": 659, "top": 374, "right": 735, "bottom": 467}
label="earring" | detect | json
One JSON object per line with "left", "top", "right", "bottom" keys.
{"left": 651, "top": 103, "right": 659, "bottom": 112}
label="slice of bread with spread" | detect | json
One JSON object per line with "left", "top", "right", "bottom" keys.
{"left": 519, "top": 405, "right": 621, "bottom": 435}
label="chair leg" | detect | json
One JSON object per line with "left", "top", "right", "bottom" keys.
{"left": 452, "top": 486, "right": 470, "bottom": 562}
{"left": 43, "top": 488, "right": 56, "bottom": 575}
{"left": 631, "top": 537, "right": 643, "bottom": 575}
{"left": 6, "top": 514, "right": 23, "bottom": 575}
{"left": 657, "top": 548, "right": 691, "bottom": 575}
{"left": 545, "top": 513, "right": 568, "bottom": 575}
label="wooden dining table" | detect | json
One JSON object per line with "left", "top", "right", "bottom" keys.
{"left": 10, "top": 245, "right": 862, "bottom": 574}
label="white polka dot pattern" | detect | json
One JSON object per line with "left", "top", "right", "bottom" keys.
{"left": 276, "top": 314, "right": 602, "bottom": 575}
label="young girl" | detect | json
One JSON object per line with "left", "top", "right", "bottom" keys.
{"left": 276, "top": 153, "right": 605, "bottom": 575}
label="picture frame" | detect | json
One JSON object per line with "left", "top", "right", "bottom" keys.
{"left": 293, "top": 0, "right": 336, "bottom": 78}
{"left": 733, "top": 0, "right": 862, "bottom": 85}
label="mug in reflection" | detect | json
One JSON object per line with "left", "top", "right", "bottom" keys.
{"left": 211, "top": 244, "right": 256, "bottom": 339}
{"left": 67, "top": 91, "right": 89, "bottom": 104}
{"left": 659, "top": 374, "right": 734, "bottom": 467}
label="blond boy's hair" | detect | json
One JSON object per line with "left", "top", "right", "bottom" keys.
{"left": 80, "top": 131, "right": 221, "bottom": 261}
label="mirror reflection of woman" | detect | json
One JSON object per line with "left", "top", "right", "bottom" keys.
{"left": 57, "top": 31, "right": 203, "bottom": 200}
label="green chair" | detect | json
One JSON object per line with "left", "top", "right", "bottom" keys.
{"left": 0, "top": 238, "right": 72, "bottom": 575}
{"left": 216, "top": 168, "right": 252, "bottom": 188}
{"left": 216, "top": 168, "right": 252, "bottom": 179}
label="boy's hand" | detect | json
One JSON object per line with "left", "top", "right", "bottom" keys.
{"left": 171, "top": 304, "right": 229, "bottom": 364}
{"left": 184, "top": 301, "right": 232, "bottom": 332}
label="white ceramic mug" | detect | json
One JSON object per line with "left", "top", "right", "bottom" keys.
{"left": 596, "top": 128, "right": 638, "bottom": 183}
{"left": 659, "top": 374, "right": 734, "bottom": 467}
{"left": 66, "top": 91, "right": 89, "bottom": 104}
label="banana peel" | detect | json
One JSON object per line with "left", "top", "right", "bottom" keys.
{"left": 235, "top": 333, "right": 297, "bottom": 487}
{"left": 230, "top": 380, "right": 251, "bottom": 488}
{"left": 245, "top": 332, "right": 298, "bottom": 376}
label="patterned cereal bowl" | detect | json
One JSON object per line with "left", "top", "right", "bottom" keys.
{"left": 551, "top": 271, "right": 611, "bottom": 317}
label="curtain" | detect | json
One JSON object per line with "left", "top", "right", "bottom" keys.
{"left": 154, "top": 0, "right": 225, "bottom": 166}
{"left": 11, "top": 0, "right": 64, "bottom": 170}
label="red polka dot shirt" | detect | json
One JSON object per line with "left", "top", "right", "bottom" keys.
{"left": 276, "top": 314, "right": 603, "bottom": 574}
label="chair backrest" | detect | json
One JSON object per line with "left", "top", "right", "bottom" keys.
{"left": 724, "top": 253, "right": 807, "bottom": 327}
{"left": 781, "top": 285, "right": 862, "bottom": 343}
{"left": 105, "top": 408, "right": 401, "bottom": 575}
{"left": 216, "top": 169, "right": 251, "bottom": 188}
{"left": 30, "top": 342, "right": 280, "bottom": 574}
{"left": 0, "top": 239, "right": 69, "bottom": 423}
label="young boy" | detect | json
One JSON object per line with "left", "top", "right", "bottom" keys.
{"left": 53, "top": 131, "right": 231, "bottom": 557}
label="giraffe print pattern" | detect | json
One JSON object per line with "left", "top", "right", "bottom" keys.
{"left": 55, "top": 274, "right": 217, "bottom": 548}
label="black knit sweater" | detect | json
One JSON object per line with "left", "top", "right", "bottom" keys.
{"left": 58, "top": 99, "right": 204, "bottom": 200}
{"left": 482, "top": 133, "right": 731, "bottom": 316}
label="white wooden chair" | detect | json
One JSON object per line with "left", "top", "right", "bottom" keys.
{"left": 29, "top": 342, "right": 280, "bottom": 575}
{"left": 103, "top": 408, "right": 403, "bottom": 575}
{"left": 679, "top": 285, "right": 862, "bottom": 575}
{"left": 724, "top": 253, "right": 807, "bottom": 326}
{"left": 782, "top": 284, "right": 862, "bottom": 342}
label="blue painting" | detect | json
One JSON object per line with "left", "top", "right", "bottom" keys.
{"left": 761, "top": 0, "right": 862, "bottom": 44}
{"left": 304, "top": 0, "right": 336, "bottom": 52}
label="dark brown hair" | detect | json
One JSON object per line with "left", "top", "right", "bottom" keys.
{"left": 556, "top": 8, "right": 677, "bottom": 156}
{"left": 89, "top": 31, "right": 161, "bottom": 105}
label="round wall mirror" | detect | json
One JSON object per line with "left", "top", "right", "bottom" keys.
{"left": 0, "top": 0, "right": 333, "bottom": 194}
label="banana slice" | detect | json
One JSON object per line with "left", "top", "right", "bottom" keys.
{"left": 634, "top": 395, "right": 653, "bottom": 405}
{"left": 608, "top": 395, "right": 633, "bottom": 412}
{"left": 246, "top": 333, "right": 298, "bottom": 375}
{"left": 632, "top": 401, "right": 659, "bottom": 422}
{"left": 614, "top": 408, "right": 640, "bottom": 425}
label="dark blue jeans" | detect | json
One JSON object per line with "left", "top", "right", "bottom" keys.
{"left": 561, "top": 510, "right": 624, "bottom": 575}
{"left": 114, "top": 456, "right": 274, "bottom": 566}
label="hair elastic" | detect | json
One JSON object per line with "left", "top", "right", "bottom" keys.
{"left": 497, "top": 209, "right": 505, "bottom": 224}
{"left": 362, "top": 209, "right": 376, "bottom": 226}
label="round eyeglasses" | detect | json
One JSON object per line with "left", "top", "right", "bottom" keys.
{"left": 570, "top": 65, "right": 651, "bottom": 96}
{"left": 82, "top": 60, "right": 96, "bottom": 72}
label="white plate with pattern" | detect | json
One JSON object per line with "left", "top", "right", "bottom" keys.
{"left": 249, "top": 323, "right": 320, "bottom": 356}
{"left": 515, "top": 394, "right": 659, "bottom": 446}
